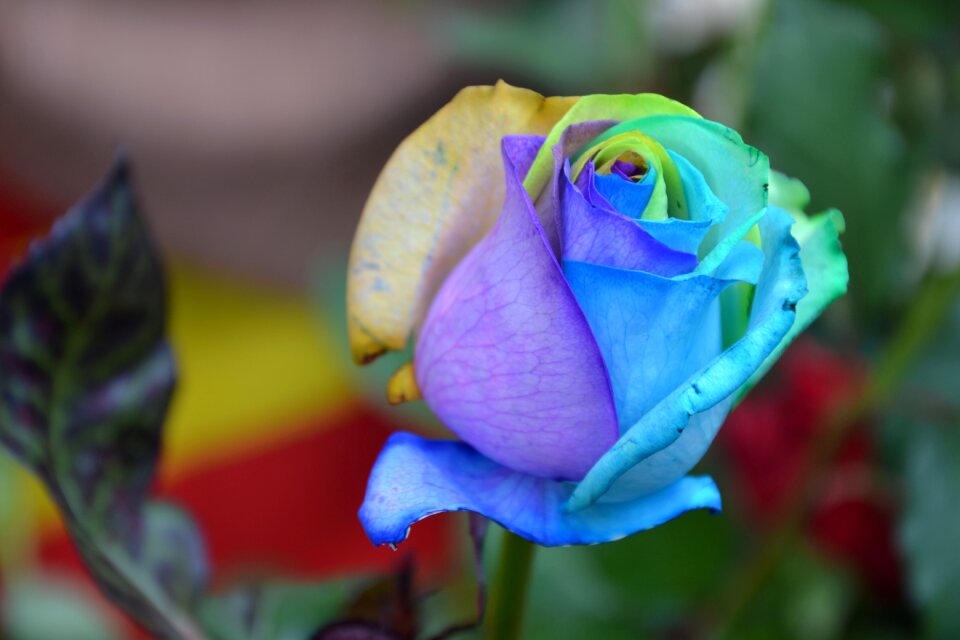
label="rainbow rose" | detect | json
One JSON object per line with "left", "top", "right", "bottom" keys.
{"left": 348, "top": 82, "right": 848, "bottom": 546}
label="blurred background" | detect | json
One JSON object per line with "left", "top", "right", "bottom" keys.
{"left": 1, "top": 0, "right": 959, "bottom": 638}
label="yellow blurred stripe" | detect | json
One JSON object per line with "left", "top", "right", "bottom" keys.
{"left": 161, "top": 265, "right": 353, "bottom": 476}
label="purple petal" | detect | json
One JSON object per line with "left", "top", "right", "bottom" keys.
{"left": 533, "top": 120, "right": 619, "bottom": 256}
{"left": 561, "top": 163, "right": 698, "bottom": 276}
{"left": 611, "top": 159, "right": 643, "bottom": 179}
{"left": 414, "top": 137, "right": 620, "bottom": 481}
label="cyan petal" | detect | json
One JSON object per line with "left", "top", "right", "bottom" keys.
{"left": 567, "top": 207, "right": 806, "bottom": 511}
{"left": 711, "top": 241, "right": 765, "bottom": 285}
{"left": 561, "top": 163, "right": 698, "bottom": 276}
{"left": 575, "top": 160, "right": 716, "bottom": 259}
{"left": 637, "top": 218, "right": 715, "bottom": 254}
{"left": 563, "top": 261, "right": 728, "bottom": 432}
{"left": 668, "top": 150, "right": 728, "bottom": 225}
{"left": 740, "top": 206, "right": 848, "bottom": 396}
{"left": 414, "top": 136, "right": 620, "bottom": 481}
{"left": 359, "top": 432, "right": 721, "bottom": 547}
{"left": 569, "top": 131, "right": 675, "bottom": 220}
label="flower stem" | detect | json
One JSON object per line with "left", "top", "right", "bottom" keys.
{"left": 483, "top": 530, "right": 537, "bottom": 640}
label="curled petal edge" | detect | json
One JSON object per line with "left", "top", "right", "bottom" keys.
{"left": 359, "top": 432, "right": 721, "bottom": 547}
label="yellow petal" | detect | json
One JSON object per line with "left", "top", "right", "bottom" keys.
{"left": 347, "top": 80, "right": 577, "bottom": 364}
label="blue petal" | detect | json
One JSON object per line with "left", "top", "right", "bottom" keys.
{"left": 637, "top": 218, "right": 714, "bottom": 254}
{"left": 359, "top": 432, "right": 721, "bottom": 547}
{"left": 593, "top": 166, "right": 657, "bottom": 219}
{"left": 566, "top": 207, "right": 807, "bottom": 511}
{"left": 562, "top": 260, "right": 728, "bottom": 433}
{"left": 712, "top": 240, "right": 765, "bottom": 285}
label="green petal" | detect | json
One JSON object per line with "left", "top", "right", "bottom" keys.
{"left": 769, "top": 169, "right": 812, "bottom": 217}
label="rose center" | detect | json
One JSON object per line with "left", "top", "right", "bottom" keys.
{"left": 600, "top": 151, "right": 650, "bottom": 183}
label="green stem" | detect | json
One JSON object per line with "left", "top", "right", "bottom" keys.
{"left": 483, "top": 530, "right": 537, "bottom": 640}
{"left": 709, "top": 270, "right": 960, "bottom": 638}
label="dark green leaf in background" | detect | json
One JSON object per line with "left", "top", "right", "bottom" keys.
{"left": 0, "top": 157, "right": 208, "bottom": 639}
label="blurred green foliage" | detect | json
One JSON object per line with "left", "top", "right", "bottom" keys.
{"left": 902, "top": 422, "right": 960, "bottom": 639}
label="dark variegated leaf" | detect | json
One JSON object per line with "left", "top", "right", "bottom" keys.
{"left": 0, "top": 157, "right": 208, "bottom": 639}
{"left": 0, "top": 157, "right": 170, "bottom": 531}
{"left": 141, "top": 502, "right": 211, "bottom": 608}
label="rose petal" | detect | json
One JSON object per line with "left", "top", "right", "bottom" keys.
{"left": 414, "top": 136, "right": 619, "bottom": 481}
{"left": 524, "top": 94, "right": 700, "bottom": 197}
{"left": 562, "top": 261, "right": 729, "bottom": 432}
{"left": 578, "top": 158, "right": 721, "bottom": 256}
{"left": 535, "top": 120, "right": 619, "bottom": 255}
{"left": 593, "top": 169, "right": 656, "bottom": 218}
{"left": 768, "top": 170, "right": 812, "bottom": 216}
{"left": 347, "top": 81, "right": 576, "bottom": 364}
{"left": 740, "top": 206, "right": 848, "bottom": 396}
{"left": 561, "top": 163, "right": 698, "bottom": 276}
{"left": 668, "top": 150, "right": 729, "bottom": 226}
{"left": 587, "top": 115, "right": 770, "bottom": 256}
{"left": 567, "top": 206, "right": 807, "bottom": 511}
{"left": 569, "top": 157, "right": 761, "bottom": 284}
{"left": 635, "top": 219, "right": 715, "bottom": 254}
{"left": 359, "top": 432, "right": 721, "bottom": 547}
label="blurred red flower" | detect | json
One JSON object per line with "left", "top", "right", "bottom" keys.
{"left": 720, "top": 339, "right": 902, "bottom": 598}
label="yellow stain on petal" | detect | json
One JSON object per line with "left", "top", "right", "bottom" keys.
{"left": 347, "top": 81, "right": 578, "bottom": 365}
{"left": 386, "top": 362, "right": 421, "bottom": 405}
{"left": 524, "top": 93, "right": 700, "bottom": 199}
